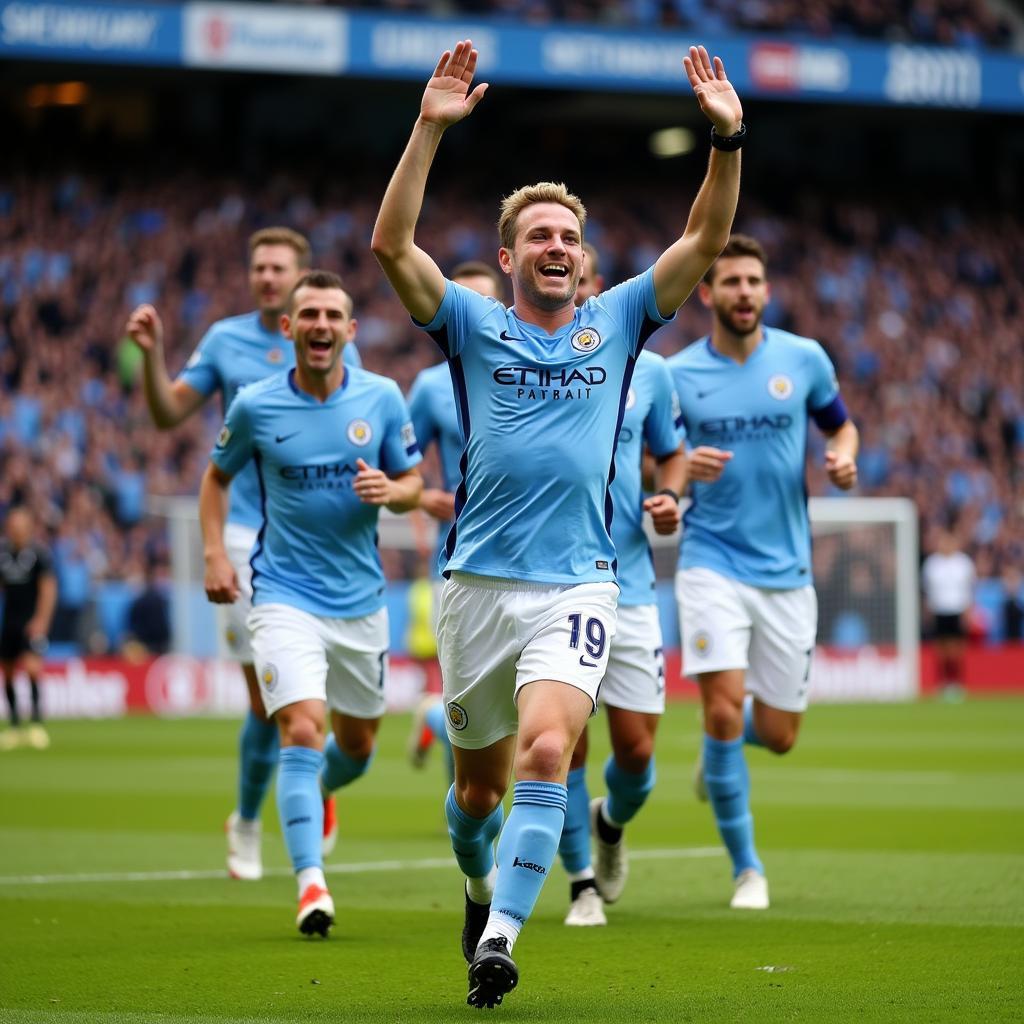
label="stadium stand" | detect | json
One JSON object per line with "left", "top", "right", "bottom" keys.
{"left": 251, "top": 0, "right": 1021, "bottom": 48}
{"left": 1, "top": 163, "right": 1021, "bottom": 652}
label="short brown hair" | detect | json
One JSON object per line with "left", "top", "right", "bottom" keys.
{"left": 582, "top": 242, "right": 600, "bottom": 277}
{"left": 287, "top": 269, "right": 350, "bottom": 314}
{"left": 248, "top": 227, "right": 312, "bottom": 269}
{"left": 704, "top": 234, "right": 767, "bottom": 284}
{"left": 498, "top": 182, "right": 586, "bottom": 251}
{"left": 450, "top": 261, "right": 502, "bottom": 289}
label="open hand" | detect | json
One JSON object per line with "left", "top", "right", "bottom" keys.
{"left": 420, "top": 40, "right": 488, "bottom": 129}
{"left": 683, "top": 45, "right": 742, "bottom": 136}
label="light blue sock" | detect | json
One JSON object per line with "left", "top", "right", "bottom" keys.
{"left": 237, "top": 710, "right": 278, "bottom": 822}
{"left": 491, "top": 781, "right": 567, "bottom": 932}
{"left": 321, "top": 734, "right": 372, "bottom": 793}
{"left": 277, "top": 746, "right": 325, "bottom": 873}
{"left": 424, "top": 701, "right": 455, "bottom": 786}
{"left": 558, "top": 767, "right": 592, "bottom": 873}
{"left": 743, "top": 695, "right": 765, "bottom": 747}
{"left": 445, "top": 785, "right": 504, "bottom": 879}
{"left": 604, "top": 754, "right": 656, "bottom": 827}
{"left": 703, "top": 734, "right": 763, "bottom": 878}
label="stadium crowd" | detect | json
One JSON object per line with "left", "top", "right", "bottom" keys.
{"left": 290, "top": 0, "right": 1019, "bottom": 48}
{"left": 0, "top": 169, "right": 1021, "bottom": 648}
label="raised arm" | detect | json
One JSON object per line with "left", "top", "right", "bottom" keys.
{"left": 371, "top": 41, "right": 488, "bottom": 325}
{"left": 652, "top": 46, "right": 743, "bottom": 318}
{"left": 125, "top": 304, "right": 207, "bottom": 429}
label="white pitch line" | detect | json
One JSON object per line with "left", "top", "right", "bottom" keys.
{"left": 0, "top": 847, "right": 722, "bottom": 887}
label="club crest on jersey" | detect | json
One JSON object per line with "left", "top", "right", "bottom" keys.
{"left": 570, "top": 327, "right": 602, "bottom": 353}
{"left": 347, "top": 419, "right": 372, "bottom": 446}
{"left": 216, "top": 426, "right": 231, "bottom": 448}
{"left": 261, "top": 663, "right": 278, "bottom": 691}
{"left": 768, "top": 374, "right": 794, "bottom": 400}
{"left": 447, "top": 701, "right": 469, "bottom": 731}
{"left": 225, "top": 627, "right": 240, "bottom": 651}
{"left": 625, "top": 387, "right": 637, "bottom": 410}
{"left": 692, "top": 630, "right": 713, "bottom": 657}
{"left": 267, "top": 347, "right": 284, "bottom": 364}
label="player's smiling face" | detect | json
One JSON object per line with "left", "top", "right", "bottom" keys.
{"left": 249, "top": 244, "right": 303, "bottom": 319}
{"left": 281, "top": 286, "right": 356, "bottom": 376}
{"left": 700, "top": 255, "right": 770, "bottom": 338}
{"left": 501, "top": 203, "right": 583, "bottom": 312}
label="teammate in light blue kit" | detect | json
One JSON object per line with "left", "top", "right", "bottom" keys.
{"left": 559, "top": 246, "right": 687, "bottom": 928}
{"left": 373, "top": 40, "right": 743, "bottom": 1008}
{"left": 199, "top": 271, "right": 422, "bottom": 936}
{"left": 407, "top": 262, "right": 505, "bottom": 784}
{"left": 126, "top": 229, "right": 361, "bottom": 881}
{"left": 668, "top": 235, "right": 859, "bottom": 910}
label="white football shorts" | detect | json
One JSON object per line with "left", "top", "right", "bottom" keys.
{"left": 436, "top": 572, "right": 619, "bottom": 750}
{"left": 676, "top": 566, "right": 817, "bottom": 713}
{"left": 220, "top": 522, "right": 258, "bottom": 663}
{"left": 600, "top": 603, "right": 665, "bottom": 715}
{"left": 248, "top": 602, "right": 389, "bottom": 719}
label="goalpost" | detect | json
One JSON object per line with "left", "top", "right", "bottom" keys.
{"left": 153, "top": 494, "right": 920, "bottom": 703}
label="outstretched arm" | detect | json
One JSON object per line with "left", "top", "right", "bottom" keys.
{"left": 125, "top": 304, "right": 207, "bottom": 428}
{"left": 652, "top": 46, "right": 743, "bottom": 318}
{"left": 371, "top": 41, "right": 488, "bottom": 325}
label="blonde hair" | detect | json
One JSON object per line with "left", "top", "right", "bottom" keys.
{"left": 498, "top": 182, "right": 586, "bottom": 250}
{"left": 248, "top": 227, "right": 312, "bottom": 268}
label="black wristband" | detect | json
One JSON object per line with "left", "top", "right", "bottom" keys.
{"left": 710, "top": 122, "right": 746, "bottom": 151}
{"left": 656, "top": 488, "right": 680, "bottom": 503}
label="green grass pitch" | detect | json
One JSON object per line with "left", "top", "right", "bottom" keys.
{"left": 1, "top": 698, "right": 1022, "bottom": 1023}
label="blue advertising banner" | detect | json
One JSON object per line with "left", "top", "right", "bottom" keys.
{"left": 345, "top": 13, "right": 1024, "bottom": 112}
{"left": 1, "top": 2, "right": 1022, "bottom": 112}
{"left": 0, "top": 0, "right": 181, "bottom": 65}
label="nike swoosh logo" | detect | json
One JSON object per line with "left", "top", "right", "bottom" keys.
{"left": 579, "top": 656, "right": 598, "bottom": 668}
{"left": 696, "top": 387, "right": 727, "bottom": 399}
{"left": 275, "top": 431, "right": 300, "bottom": 443}
{"left": 499, "top": 330, "right": 530, "bottom": 343}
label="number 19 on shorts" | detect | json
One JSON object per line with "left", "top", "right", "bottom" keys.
{"left": 568, "top": 612, "right": 606, "bottom": 668}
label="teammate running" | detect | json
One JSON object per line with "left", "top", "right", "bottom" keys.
{"left": 668, "top": 234, "right": 859, "bottom": 910}
{"left": 199, "top": 270, "right": 422, "bottom": 935}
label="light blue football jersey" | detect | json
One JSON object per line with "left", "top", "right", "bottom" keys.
{"left": 180, "top": 310, "right": 361, "bottom": 530}
{"left": 668, "top": 327, "right": 847, "bottom": 589}
{"left": 210, "top": 366, "right": 420, "bottom": 619}
{"left": 418, "top": 268, "right": 672, "bottom": 585}
{"left": 408, "top": 362, "right": 463, "bottom": 577}
{"left": 612, "top": 351, "right": 685, "bottom": 606}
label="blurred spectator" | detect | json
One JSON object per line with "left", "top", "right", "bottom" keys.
{"left": 271, "top": 0, "right": 1020, "bottom": 47}
{"left": 1002, "top": 566, "right": 1024, "bottom": 642}
{"left": 921, "top": 528, "right": 976, "bottom": 699}
{"left": 125, "top": 560, "right": 172, "bottom": 656}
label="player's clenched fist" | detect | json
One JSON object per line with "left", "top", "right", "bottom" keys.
{"left": 687, "top": 446, "right": 733, "bottom": 483}
{"left": 643, "top": 493, "right": 682, "bottom": 536}
{"left": 125, "top": 304, "right": 164, "bottom": 352}
{"left": 204, "top": 550, "right": 240, "bottom": 604}
{"left": 825, "top": 450, "right": 858, "bottom": 490}
{"left": 353, "top": 458, "right": 393, "bottom": 507}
